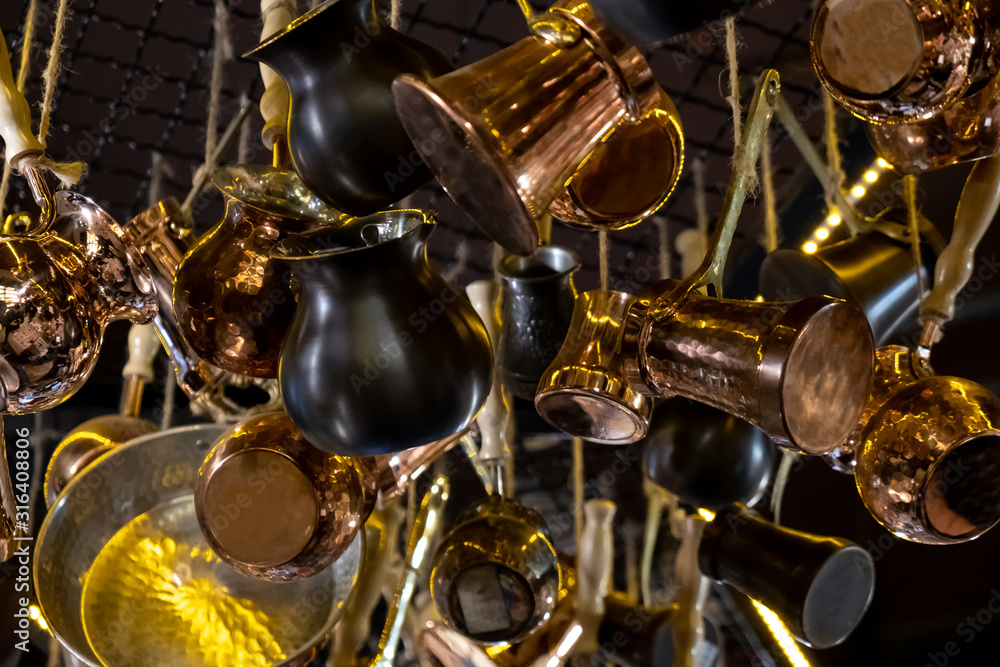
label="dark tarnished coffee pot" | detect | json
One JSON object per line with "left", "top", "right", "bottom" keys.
{"left": 272, "top": 209, "right": 492, "bottom": 455}
{"left": 173, "top": 165, "right": 345, "bottom": 378}
{"left": 759, "top": 217, "right": 935, "bottom": 345}
{"left": 498, "top": 246, "right": 579, "bottom": 400}
{"left": 700, "top": 504, "right": 875, "bottom": 649}
{"left": 243, "top": 0, "right": 453, "bottom": 215}
{"left": 642, "top": 398, "right": 774, "bottom": 512}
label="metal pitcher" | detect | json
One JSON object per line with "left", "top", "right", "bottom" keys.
{"left": 271, "top": 209, "right": 492, "bottom": 455}
{"left": 392, "top": 0, "right": 669, "bottom": 254}
{"left": 243, "top": 0, "right": 453, "bottom": 215}
{"left": 498, "top": 246, "right": 579, "bottom": 400}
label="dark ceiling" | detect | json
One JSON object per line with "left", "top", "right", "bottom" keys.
{"left": 2, "top": 1, "right": 1000, "bottom": 667}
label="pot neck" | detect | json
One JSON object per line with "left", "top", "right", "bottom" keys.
{"left": 246, "top": 0, "right": 381, "bottom": 74}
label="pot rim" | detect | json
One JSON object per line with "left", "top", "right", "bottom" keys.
{"left": 270, "top": 208, "right": 434, "bottom": 261}
{"left": 498, "top": 245, "right": 581, "bottom": 282}
{"left": 210, "top": 164, "right": 346, "bottom": 224}
{"left": 243, "top": 0, "right": 366, "bottom": 60}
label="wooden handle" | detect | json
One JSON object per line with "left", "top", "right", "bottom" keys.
{"left": 673, "top": 515, "right": 711, "bottom": 667}
{"left": 466, "top": 280, "right": 509, "bottom": 464}
{"left": 123, "top": 323, "right": 160, "bottom": 382}
{"left": 577, "top": 499, "right": 616, "bottom": 654}
{"left": 258, "top": 0, "right": 294, "bottom": 149}
{"left": 921, "top": 155, "right": 1000, "bottom": 327}
{"left": 0, "top": 28, "right": 43, "bottom": 166}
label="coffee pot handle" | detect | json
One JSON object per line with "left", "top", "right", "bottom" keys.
{"left": 0, "top": 27, "right": 43, "bottom": 167}
{"left": 920, "top": 155, "right": 1000, "bottom": 333}
{"left": 577, "top": 498, "right": 617, "bottom": 654}
{"left": 650, "top": 69, "right": 779, "bottom": 321}
{"left": 372, "top": 475, "right": 451, "bottom": 667}
{"left": 123, "top": 323, "right": 160, "bottom": 383}
{"left": 258, "top": 0, "right": 294, "bottom": 152}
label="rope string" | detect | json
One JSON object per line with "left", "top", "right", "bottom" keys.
{"left": 206, "top": 0, "right": 233, "bottom": 167}
{"left": 599, "top": 230, "right": 609, "bottom": 290}
{"left": 693, "top": 158, "right": 708, "bottom": 236}
{"left": 0, "top": 0, "right": 39, "bottom": 220}
{"left": 724, "top": 17, "right": 758, "bottom": 193}
{"left": 390, "top": 0, "right": 403, "bottom": 30}
{"left": 823, "top": 93, "right": 847, "bottom": 217}
{"left": 237, "top": 92, "right": 252, "bottom": 165}
{"left": 37, "top": 0, "right": 72, "bottom": 148}
{"left": 573, "top": 436, "right": 584, "bottom": 554}
{"left": 656, "top": 218, "right": 670, "bottom": 280}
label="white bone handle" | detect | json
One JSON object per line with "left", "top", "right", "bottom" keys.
{"left": 675, "top": 228, "right": 708, "bottom": 283}
{"left": 921, "top": 155, "right": 1000, "bottom": 328}
{"left": 577, "top": 499, "right": 616, "bottom": 654}
{"left": 672, "top": 514, "right": 711, "bottom": 667}
{"left": 122, "top": 324, "right": 160, "bottom": 382}
{"left": 0, "top": 27, "right": 43, "bottom": 166}
{"left": 258, "top": 0, "right": 294, "bottom": 149}
{"left": 466, "top": 280, "right": 510, "bottom": 465}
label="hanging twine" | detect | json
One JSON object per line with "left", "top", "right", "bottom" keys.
{"left": 205, "top": 0, "right": 233, "bottom": 169}
{"left": 822, "top": 92, "right": 847, "bottom": 216}
{"left": 656, "top": 218, "right": 670, "bottom": 280}
{"left": 237, "top": 92, "right": 252, "bottom": 165}
{"left": 599, "top": 230, "right": 610, "bottom": 290}
{"left": 390, "top": 0, "right": 403, "bottom": 30}
{"left": 904, "top": 174, "right": 926, "bottom": 300}
{"left": 693, "top": 158, "right": 708, "bottom": 236}
{"left": 761, "top": 126, "right": 778, "bottom": 253}
{"left": 724, "top": 17, "right": 757, "bottom": 193}
{"left": 0, "top": 0, "right": 39, "bottom": 220}
{"left": 573, "top": 436, "right": 584, "bottom": 554}
{"left": 9, "top": 0, "right": 85, "bottom": 189}
{"left": 770, "top": 452, "right": 798, "bottom": 525}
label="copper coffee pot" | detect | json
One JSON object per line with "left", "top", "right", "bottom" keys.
{"left": 812, "top": 0, "right": 1000, "bottom": 124}
{"left": 537, "top": 71, "right": 876, "bottom": 455}
{"left": 699, "top": 504, "right": 875, "bottom": 649}
{"left": 392, "top": 0, "right": 681, "bottom": 254}
{"left": 847, "top": 156, "right": 1000, "bottom": 544}
{"left": 43, "top": 324, "right": 160, "bottom": 506}
{"left": 195, "top": 410, "right": 466, "bottom": 581}
{"left": 172, "top": 164, "right": 346, "bottom": 378}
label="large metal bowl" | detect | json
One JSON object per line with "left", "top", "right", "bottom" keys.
{"left": 34, "top": 424, "right": 362, "bottom": 666}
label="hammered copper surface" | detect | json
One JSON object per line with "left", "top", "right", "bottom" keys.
{"left": 812, "top": 0, "right": 1000, "bottom": 123}
{"left": 173, "top": 165, "right": 345, "bottom": 378}
{"left": 853, "top": 346, "right": 1000, "bottom": 544}
{"left": 195, "top": 411, "right": 367, "bottom": 581}
{"left": 535, "top": 289, "right": 651, "bottom": 445}
{"left": 0, "top": 191, "right": 157, "bottom": 415}
{"left": 431, "top": 496, "right": 561, "bottom": 645}
{"left": 392, "top": 0, "right": 659, "bottom": 255}
{"left": 623, "top": 281, "right": 875, "bottom": 455}
{"left": 34, "top": 424, "right": 362, "bottom": 667}
{"left": 867, "top": 70, "right": 1000, "bottom": 172}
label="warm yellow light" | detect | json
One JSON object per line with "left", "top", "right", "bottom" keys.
{"left": 815, "top": 228, "right": 830, "bottom": 241}
{"left": 863, "top": 170, "right": 878, "bottom": 183}
{"left": 28, "top": 605, "right": 49, "bottom": 632}
{"left": 697, "top": 508, "right": 716, "bottom": 521}
{"left": 803, "top": 241, "right": 818, "bottom": 254}
{"left": 851, "top": 185, "right": 866, "bottom": 198}
{"left": 752, "top": 600, "right": 811, "bottom": 667}
{"left": 755, "top": 295, "right": 765, "bottom": 302}
{"left": 877, "top": 157, "right": 892, "bottom": 169}
{"left": 827, "top": 212, "right": 842, "bottom": 226}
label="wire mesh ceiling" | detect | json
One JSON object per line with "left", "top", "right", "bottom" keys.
{"left": 0, "top": 0, "right": 839, "bottom": 292}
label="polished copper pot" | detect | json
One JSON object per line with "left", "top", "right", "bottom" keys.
{"left": 173, "top": 165, "right": 345, "bottom": 378}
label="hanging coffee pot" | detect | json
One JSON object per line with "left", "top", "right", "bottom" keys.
{"left": 392, "top": 0, "right": 682, "bottom": 255}
{"left": 243, "top": 0, "right": 453, "bottom": 215}
{"left": 700, "top": 504, "right": 875, "bottom": 649}
{"left": 498, "top": 246, "right": 579, "bottom": 400}
{"left": 847, "top": 156, "right": 1000, "bottom": 544}
{"left": 172, "top": 164, "right": 346, "bottom": 378}
{"left": 195, "top": 410, "right": 466, "bottom": 581}
{"left": 811, "top": 0, "right": 1000, "bottom": 124}
{"left": 538, "top": 71, "right": 876, "bottom": 455}
{"left": 642, "top": 398, "right": 774, "bottom": 512}
{"left": 430, "top": 495, "right": 561, "bottom": 644}
{"left": 44, "top": 324, "right": 160, "bottom": 506}
{"left": 866, "top": 70, "right": 1000, "bottom": 172}
{"left": 271, "top": 209, "right": 492, "bottom": 455}
{"left": 759, "top": 210, "right": 938, "bottom": 345}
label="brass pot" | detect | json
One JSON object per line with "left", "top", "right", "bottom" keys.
{"left": 172, "top": 165, "right": 345, "bottom": 378}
